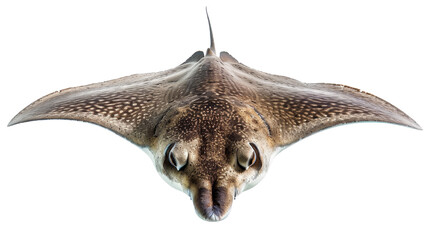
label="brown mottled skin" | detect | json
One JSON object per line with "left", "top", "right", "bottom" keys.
{"left": 8, "top": 16, "right": 420, "bottom": 221}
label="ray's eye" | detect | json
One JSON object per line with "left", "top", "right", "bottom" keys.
{"left": 165, "top": 143, "right": 188, "bottom": 171}
{"left": 237, "top": 143, "right": 259, "bottom": 170}
{"left": 169, "top": 150, "right": 178, "bottom": 168}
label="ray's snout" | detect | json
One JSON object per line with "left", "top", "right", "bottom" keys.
{"left": 192, "top": 185, "right": 234, "bottom": 221}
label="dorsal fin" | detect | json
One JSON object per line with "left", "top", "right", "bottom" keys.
{"left": 220, "top": 51, "right": 239, "bottom": 63}
{"left": 205, "top": 7, "right": 216, "bottom": 56}
{"left": 181, "top": 51, "right": 204, "bottom": 65}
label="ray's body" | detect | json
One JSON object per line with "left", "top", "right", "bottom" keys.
{"left": 9, "top": 11, "right": 420, "bottom": 221}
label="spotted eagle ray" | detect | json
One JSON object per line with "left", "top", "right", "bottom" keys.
{"left": 8, "top": 11, "right": 420, "bottom": 221}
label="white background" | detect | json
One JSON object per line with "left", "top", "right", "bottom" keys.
{"left": 1, "top": 1, "right": 428, "bottom": 239}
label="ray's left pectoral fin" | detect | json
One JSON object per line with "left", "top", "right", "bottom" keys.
{"left": 8, "top": 73, "right": 173, "bottom": 146}
{"left": 262, "top": 83, "right": 421, "bottom": 146}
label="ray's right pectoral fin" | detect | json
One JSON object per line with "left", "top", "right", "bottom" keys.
{"left": 8, "top": 74, "right": 171, "bottom": 146}
{"left": 263, "top": 83, "right": 421, "bottom": 146}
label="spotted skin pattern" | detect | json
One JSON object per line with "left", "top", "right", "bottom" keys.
{"left": 9, "top": 22, "right": 420, "bottom": 221}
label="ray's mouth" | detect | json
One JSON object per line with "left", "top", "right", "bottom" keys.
{"left": 191, "top": 185, "right": 234, "bottom": 221}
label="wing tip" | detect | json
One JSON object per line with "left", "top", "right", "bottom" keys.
{"left": 8, "top": 112, "right": 25, "bottom": 127}
{"left": 381, "top": 115, "right": 422, "bottom": 130}
{"left": 7, "top": 120, "right": 17, "bottom": 127}
{"left": 8, "top": 110, "right": 37, "bottom": 127}
{"left": 7, "top": 120, "right": 15, "bottom": 127}
{"left": 389, "top": 107, "right": 422, "bottom": 130}
{"left": 403, "top": 118, "right": 422, "bottom": 130}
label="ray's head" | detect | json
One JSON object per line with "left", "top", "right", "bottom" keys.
{"left": 147, "top": 97, "right": 276, "bottom": 221}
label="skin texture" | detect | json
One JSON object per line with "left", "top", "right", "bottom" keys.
{"left": 8, "top": 14, "right": 420, "bottom": 221}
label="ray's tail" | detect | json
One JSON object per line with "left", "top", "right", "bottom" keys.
{"left": 206, "top": 7, "right": 216, "bottom": 56}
